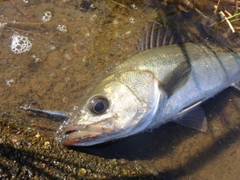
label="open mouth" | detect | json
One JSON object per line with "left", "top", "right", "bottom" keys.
{"left": 58, "top": 120, "right": 115, "bottom": 146}
{"left": 61, "top": 129, "right": 103, "bottom": 146}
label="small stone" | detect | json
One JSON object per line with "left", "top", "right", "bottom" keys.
{"left": 78, "top": 168, "right": 87, "bottom": 176}
{"left": 64, "top": 53, "right": 72, "bottom": 60}
{"left": 109, "top": 159, "right": 117, "bottom": 166}
{"left": 35, "top": 132, "right": 40, "bottom": 138}
{"left": 44, "top": 141, "right": 50, "bottom": 149}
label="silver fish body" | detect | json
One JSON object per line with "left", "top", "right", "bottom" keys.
{"left": 56, "top": 43, "right": 240, "bottom": 146}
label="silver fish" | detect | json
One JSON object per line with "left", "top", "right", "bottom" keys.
{"left": 52, "top": 42, "right": 240, "bottom": 146}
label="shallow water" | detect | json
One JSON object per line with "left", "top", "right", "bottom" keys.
{"left": 1, "top": 0, "right": 240, "bottom": 179}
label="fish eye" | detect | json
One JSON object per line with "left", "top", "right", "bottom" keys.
{"left": 89, "top": 96, "right": 109, "bottom": 114}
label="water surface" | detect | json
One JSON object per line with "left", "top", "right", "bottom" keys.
{"left": 1, "top": 0, "right": 240, "bottom": 179}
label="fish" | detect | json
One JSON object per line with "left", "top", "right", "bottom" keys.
{"left": 22, "top": 24, "right": 240, "bottom": 146}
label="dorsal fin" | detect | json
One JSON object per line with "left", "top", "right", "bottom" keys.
{"left": 137, "top": 21, "right": 185, "bottom": 51}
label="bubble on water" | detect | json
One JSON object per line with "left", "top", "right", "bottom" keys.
{"left": 42, "top": 11, "right": 52, "bottom": 22}
{"left": 0, "top": 22, "right": 7, "bottom": 29}
{"left": 130, "top": 4, "right": 137, "bottom": 9}
{"left": 6, "top": 79, "right": 14, "bottom": 87}
{"left": 57, "top": 25, "right": 68, "bottom": 33}
{"left": 10, "top": 34, "right": 32, "bottom": 54}
{"left": 129, "top": 17, "right": 135, "bottom": 24}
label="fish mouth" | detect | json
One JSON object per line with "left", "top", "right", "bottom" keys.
{"left": 58, "top": 120, "right": 115, "bottom": 146}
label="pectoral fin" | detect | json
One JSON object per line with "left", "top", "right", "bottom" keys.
{"left": 173, "top": 106, "right": 207, "bottom": 132}
{"left": 163, "top": 61, "right": 191, "bottom": 97}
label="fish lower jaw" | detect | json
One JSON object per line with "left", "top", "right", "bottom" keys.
{"left": 60, "top": 124, "right": 115, "bottom": 146}
{"left": 61, "top": 130, "right": 103, "bottom": 146}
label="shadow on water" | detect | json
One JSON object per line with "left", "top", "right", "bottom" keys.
{"left": 157, "top": 124, "right": 240, "bottom": 179}
{"left": 71, "top": 123, "right": 196, "bottom": 160}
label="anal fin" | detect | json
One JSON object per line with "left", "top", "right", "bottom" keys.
{"left": 173, "top": 106, "right": 207, "bottom": 132}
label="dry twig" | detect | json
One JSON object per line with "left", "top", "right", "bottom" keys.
{"left": 0, "top": 18, "right": 45, "bottom": 25}
{"left": 219, "top": 11, "right": 235, "bottom": 33}
{"left": 9, "top": 0, "right": 32, "bottom": 20}
{"left": 5, "top": 26, "right": 56, "bottom": 44}
{"left": 214, "top": 0, "right": 221, "bottom": 14}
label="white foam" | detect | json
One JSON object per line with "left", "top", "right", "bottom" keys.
{"left": 10, "top": 34, "right": 32, "bottom": 54}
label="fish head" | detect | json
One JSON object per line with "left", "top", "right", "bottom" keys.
{"left": 56, "top": 71, "right": 161, "bottom": 146}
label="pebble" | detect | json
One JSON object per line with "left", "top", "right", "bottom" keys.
{"left": 78, "top": 168, "right": 87, "bottom": 176}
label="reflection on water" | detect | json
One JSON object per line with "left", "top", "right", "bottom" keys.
{"left": 1, "top": 0, "right": 240, "bottom": 179}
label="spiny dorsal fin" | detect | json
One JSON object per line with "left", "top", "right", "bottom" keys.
{"left": 137, "top": 22, "right": 185, "bottom": 51}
